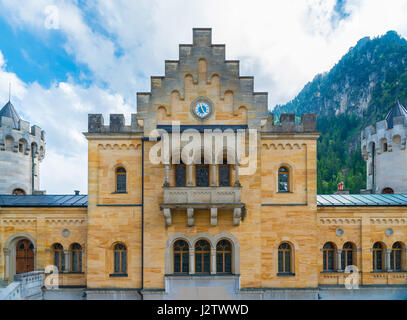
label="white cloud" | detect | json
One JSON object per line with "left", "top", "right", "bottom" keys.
{"left": 1, "top": 0, "right": 407, "bottom": 193}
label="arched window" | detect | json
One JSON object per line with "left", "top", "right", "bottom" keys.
{"left": 373, "top": 242, "right": 384, "bottom": 271}
{"left": 173, "top": 240, "right": 189, "bottom": 273}
{"left": 341, "top": 242, "right": 354, "bottom": 268}
{"left": 70, "top": 243, "right": 82, "bottom": 272}
{"left": 53, "top": 243, "right": 65, "bottom": 272}
{"left": 278, "top": 243, "right": 292, "bottom": 274}
{"left": 323, "top": 242, "right": 336, "bottom": 272}
{"left": 195, "top": 240, "right": 210, "bottom": 273}
{"left": 216, "top": 240, "right": 232, "bottom": 273}
{"left": 383, "top": 142, "right": 388, "bottom": 152}
{"left": 278, "top": 167, "right": 289, "bottom": 192}
{"left": 219, "top": 159, "right": 231, "bottom": 187}
{"left": 196, "top": 158, "right": 209, "bottom": 187}
{"left": 116, "top": 167, "right": 127, "bottom": 193}
{"left": 391, "top": 242, "right": 403, "bottom": 271}
{"left": 114, "top": 243, "right": 127, "bottom": 274}
{"left": 382, "top": 188, "right": 394, "bottom": 194}
{"left": 12, "top": 189, "right": 26, "bottom": 195}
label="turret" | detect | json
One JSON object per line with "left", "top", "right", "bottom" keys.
{"left": 0, "top": 100, "right": 46, "bottom": 194}
{"left": 361, "top": 101, "right": 407, "bottom": 194}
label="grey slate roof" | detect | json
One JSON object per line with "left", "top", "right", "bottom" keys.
{"left": 0, "top": 194, "right": 406, "bottom": 208}
{"left": 0, "top": 195, "right": 88, "bottom": 207}
{"left": 317, "top": 194, "right": 407, "bottom": 206}
{"left": 0, "top": 101, "right": 21, "bottom": 129}
{"left": 385, "top": 101, "right": 407, "bottom": 129}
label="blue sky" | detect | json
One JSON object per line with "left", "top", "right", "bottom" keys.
{"left": 0, "top": 0, "right": 406, "bottom": 194}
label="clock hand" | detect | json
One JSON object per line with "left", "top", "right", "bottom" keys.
{"left": 200, "top": 105, "right": 205, "bottom": 114}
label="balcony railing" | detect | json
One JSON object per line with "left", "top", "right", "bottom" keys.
{"left": 160, "top": 186, "right": 245, "bottom": 226}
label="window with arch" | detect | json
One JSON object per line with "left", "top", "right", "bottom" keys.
{"left": 195, "top": 240, "right": 210, "bottom": 273}
{"left": 341, "top": 242, "right": 355, "bottom": 269}
{"left": 70, "top": 243, "right": 82, "bottom": 272}
{"left": 113, "top": 243, "right": 127, "bottom": 274}
{"left": 391, "top": 242, "right": 403, "bottom": 271}
{"left": 278, "top": 243, "right": 292, "bottom": 274}
{"left": 278, "top": 167, "right": 289, "bottom": 192}
{"left": 372, "top": 242, "right": 384, "bottom": 271}
{"left": 216, "top": 240, "right": 232, "bottom": 273}
{"left": 53, "top": 243, "right": 65, "bottom": 272}
{"left": 12, "top": 188, "right": 26, "bottom": 195}
{"left": 173, "top": 240, "right": 189, "bottom": 273}
{"left": 115, "top": 167, "right": 127, "bottom": 193}
{"left": 323, "top": 242, "right": 336, "bottom": 272}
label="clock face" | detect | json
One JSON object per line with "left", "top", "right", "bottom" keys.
{"left": 194, "top": 101, "right": 211, "bottom": 119}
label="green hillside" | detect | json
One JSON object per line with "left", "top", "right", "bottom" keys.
{"left": 273, "top": 31, "right": 407, "bottom": 194}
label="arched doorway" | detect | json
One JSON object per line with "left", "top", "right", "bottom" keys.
{"left": 15, "top": 239, "right": 34, "bottom": 274}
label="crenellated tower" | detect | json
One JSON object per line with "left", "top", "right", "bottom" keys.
{"left": 0, "top": 100, "right": 45, "bottom": 195}
{"left": 361, "top": 101, "right": 407, "bottom": 194}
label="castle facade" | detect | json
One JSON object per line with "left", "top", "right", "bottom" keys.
{"left": 1, "top": 29, "right": 407, "bottom": 300}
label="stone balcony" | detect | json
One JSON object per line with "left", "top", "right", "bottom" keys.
{"left": 160, "top": 186, "right": 245, "bottom": 226}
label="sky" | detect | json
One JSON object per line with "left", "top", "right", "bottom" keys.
{"left": 0, "top": 0, "right": 407, "bottom": 194}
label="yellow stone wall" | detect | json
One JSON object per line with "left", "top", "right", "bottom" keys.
{"left": 317, "top": 206, "right": 407, "bottom": 286}
{"left": 0, "top": 207, "right": 87, "bottom": 286}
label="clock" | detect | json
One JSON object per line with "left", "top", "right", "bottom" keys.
{"left": 191, "top": 97, "right": 213, "bottom": 120}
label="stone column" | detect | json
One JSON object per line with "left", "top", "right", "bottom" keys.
{"left": 64, "top": 250, "right": 70, "bottom": 273}
{"left": 386, "top": 249, "right": 392, "bottom": 272}
{"left": 3, "top": 248, "right": 10, "bottom": 281}
{"left": 211, "top": 247, "right": 217, "bottom": 274}
{"left": 163, "top": 164, "right": 170, "bottom": 187}
{"left": 234, "top": 162, "right": 241, "bottom": 187}
{"left": 211, "top": 164, "right": 217, "bottom": 186}
{"left": 187, "top": 165, "right": 194, "bottom": 186}
{"left": 336, "top": 249, "right": 343, "bottom": 272}
{"left": 189, "top": 247, "right": 195, "bottom": 275}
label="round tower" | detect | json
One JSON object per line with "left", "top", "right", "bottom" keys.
{"left": 0, "top": 100, "right": 45, "bottom": 195}
{"left": 361, "top": 101, "right": 407, "bottom": 194}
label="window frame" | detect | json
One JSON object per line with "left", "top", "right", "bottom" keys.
{"left": 173, "top": 240, "right": 189, "bottom": 274}
{"left": 53, "top": 243, "right": 65, "bottom": 273}
{"left": 70, "top": 243, "right": 82, "bottom": 273}
{"left": 372, "top": 242, "right": 384, "bottom": 272}
{"left": 115, "top": 167, "right": 127, "bottom": 193}
{"left": 112, "top": 243, "right": 127, "bottom": 275}
{"left": 278, "top": 166, "right": 290, "bottom": 193}
{"left": 194, "top": 240, "right": 211, "bottom": 274}
{"left": 322, "top": 242, "right": 336, "bottom": 272}
{"left": 216, "top": 240, "right": 232, "bottom": 274}
{"left": 278, "top": 242, "right": 293, "bottom": 275}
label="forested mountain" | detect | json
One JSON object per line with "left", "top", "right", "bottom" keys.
{"left": 273, "top": 31, "right": 407, "bottom": 194}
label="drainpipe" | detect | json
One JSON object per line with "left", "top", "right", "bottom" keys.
{"left": 140, "top": 136, "right": 161, "bottom": 300}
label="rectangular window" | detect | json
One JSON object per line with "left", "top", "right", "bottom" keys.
{"left": 196, "top": 165, "right": 209, "bottom": 187}
{"left": 116, "top": 175, "right": 126, "bottom": 193}
{"left": 219, "top": 165, "right": 230, "bottom": 186}
{"left": 195, "top": 253, "right": 202, "bottom": 273}
{"left": 175, "top": 165, "right": 186, "bottom": 187}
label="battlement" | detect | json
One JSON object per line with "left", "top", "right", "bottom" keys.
{"left": 262, "top": 113, "right": 317, "bottom": 133}
{"left": 0, "top": 115, "right": 46, "bottom": 160}
{"left": 361, "top": 115, "right": 407, "bottom": 157}
{"left": 87, "top": 114, "right": 143, "bottom": 134}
